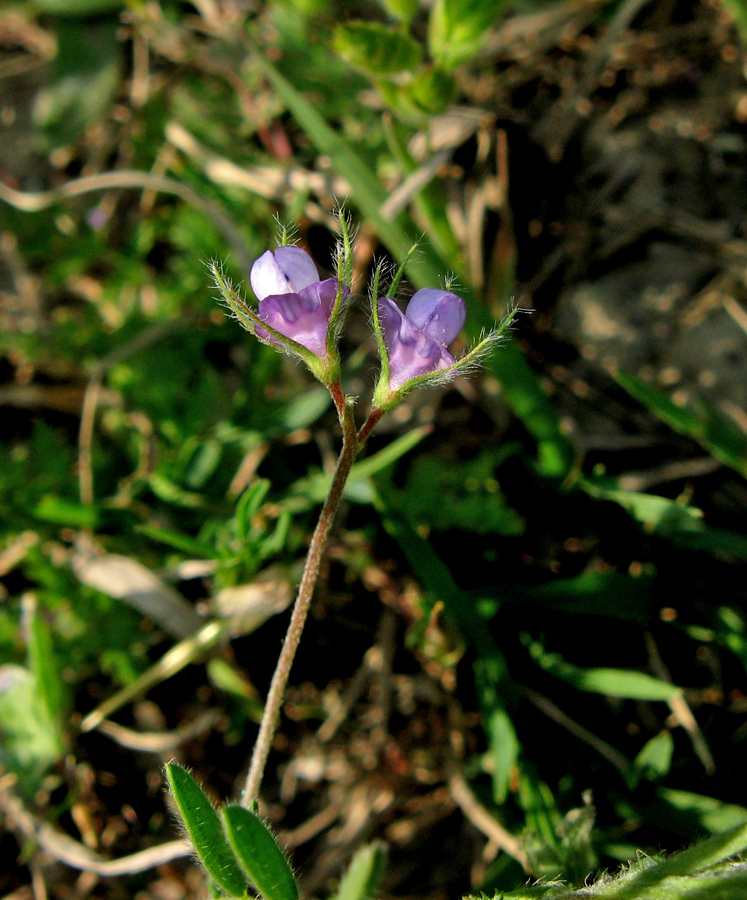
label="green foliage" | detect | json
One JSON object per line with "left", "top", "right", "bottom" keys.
{"left": 4, "top": 3, "right": 747, "bottom": 896}
{"left": 0, "top": 597, "right": 66, "bottom": 794}
{"left": 646, "top": 789, "right": 747, "bottom": 838}
{"left": 582, "top": 473, "right": 747, "bottom": 560}
{"left": 29, "top": 0, "right": 124, "bottom": 13}
{"left": 222, "top": 805, "right": 299, "bottom": 900}
{"left": 0, "top": 665, "right": 64, "bottom": 796}
{"left": 378, "top": 0, "right": 419, "bottom": 23}
{"left": 165, "top": 763, "right": 249, "bottom": 898}
{"left": 633, "top": 731, "right": 674, "bottom": 784}
{"left": 472, "top": 821, "right": 747, "bottom": 898}
{"left": 34, "top": 18, "right": 121, "bottom": 147}
{"left": 376, "top": 487, "right": 519, "bottom": 802}
{"left": 525, "top": 636, "right": 683, "bottom": 701}
{"left": 428, "top": 0, "right": 508, "bottom": 70}
{"left": 166, "top": 764, "right": 301, "bottom": 900}
{"left": 333, "top": 22, "right": 423, "bottom": 76}
{"left": 396, "top": 447, "right": 524, "bottom": 535}
{"left": 720, "top": 0, "right": 747, "bottom": 43}
{"left": 615, "top": 373, "right": 747, "bottom": 478}
{"left": 521, "top": 791, "right": 597, "bottom": 886}
{"left": 331, "top": 842, "right": 388, "bottom": 900}
{"left": 26, "top": 602, "right": 68, "bottom": 735}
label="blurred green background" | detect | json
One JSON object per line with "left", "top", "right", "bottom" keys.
{"left": 3, "top": 0, "right": 747, "bottom": 897}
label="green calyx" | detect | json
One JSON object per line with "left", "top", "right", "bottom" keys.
{"left": 210, "top": 260, "right": 340, "bottom": 387}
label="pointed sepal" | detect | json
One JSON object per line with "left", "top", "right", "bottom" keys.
{"left": 210, "top": 260, "right": 337, "bottom": 385}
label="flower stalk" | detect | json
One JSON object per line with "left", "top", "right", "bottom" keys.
{"left": 242, "top": 394, "right": 358, "bottom": 805}
{"left": 212, "top": 226, "right": 515, "bottom": 805}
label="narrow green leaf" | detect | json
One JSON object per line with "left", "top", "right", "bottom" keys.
{"left": 604, "top": 490, "right": 702, "bottom": 530}
{"left": 582, "top": 474, "right": 747, "bottom": 560}
{"left": 33, "top": 494, "right": 99, "bottom": 529}
{"left": 0, "top": 665, "right": 63, "bottom": 795}
{"left": 334, "top": 22, "right": 422, "bottom": 76}
{"left": 221, "top": 805, "right": 298, "bottom": 900}
{"left": 520, "top": 572, "right": 658, "bottom": 622}
{"left": 567, "top": 668, "right": 682, "bottom": 701}
{"left": 348, "top": 426, "right": 431, "bottom": 482}
{"left": 651, "top": 869, "right": 747, "bottom": 899}
{"left": 669, "top": 524, "right": 747, "bottom": 560}
{"left": 165, "top": 764, "right": 248, "bottom": 899}
{"left": 518, "top": 767, "right": 562, "bottom": 849}
{"left": 236, "top": 479, "right": 271, "bottom": 541}
{"left": 382, "top": 115, "right": 462, "bottom": 260}
{"left": 332, "top": 842, "right": 388, "bottom": 900}
{"left": 603, "top": 821, "right": 747, "bottom": 897}
{"left": 135, "top": 524, "right": 217, "bottom": 557}
{"left": 149, "top": 472, "right": 205, "bottom": 508}
{"left": 526, "top": 638, "right": 683, "bottom": 701}
{"left": 652, "top": 788, "right": 747, "bottom": 836}
{"left": 290, "top": 426, "right": 431, "bottom": 506}
{"left": 616, "top": 371, "right": 747, "bottom": 477}
{"left": 27, "top": 604, "right": 66, "bottom": 745}
{"left": 32, "top": 0, "right": 123, "bottom": 13}
{"left": 375, "top": 486, "right": 519, "bottom": 801}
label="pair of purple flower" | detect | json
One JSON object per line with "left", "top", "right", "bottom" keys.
{"left": 251, "top": 246, "right": 465, "bottom": 395}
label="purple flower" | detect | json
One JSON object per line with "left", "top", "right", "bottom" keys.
{"left": 378, "top": 288, "right": 466, "bottom": 390}
{"left": 249, "top": 246, "right": 347, "bottom": 358}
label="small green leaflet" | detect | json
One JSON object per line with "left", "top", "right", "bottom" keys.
{"left": 221, "top": 805, "right": 298, "bottom": 900}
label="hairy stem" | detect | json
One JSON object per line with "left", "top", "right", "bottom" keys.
{"left": 242, "top": 398, "right": 358, "bottom": 805}
{"left": 357, "top": 407, "right": 383, "bottom": 447}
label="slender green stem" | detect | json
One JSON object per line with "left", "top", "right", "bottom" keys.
{"left": 242, "top": 393, "right": 358, "bottom": 805}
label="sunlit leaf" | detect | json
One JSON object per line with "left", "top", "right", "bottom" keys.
{"left": 634, "top": 731, "right": 674, "bottom": 783}
{"left": 331, "top": 842, "right": 388, "bottom": 900}
{"left": 165, "top": 763, "right": 248, "bottom": 898}
{"left": 428, "top": 0, "right": 508, "bottom": 70}
{"left": 221, "top": 805, "right": 298, "bottom": 900}
{"left": 615, "top": 372, "right": 747, "bottom": 478}
{"left": 334, "top": 22, "right": 423, "bottom": 76}
{"left": 526, "top": 638, "right": 683, "bottom": 701}
{"left": 0, "top": 665, "right": 63, "bottom": 796}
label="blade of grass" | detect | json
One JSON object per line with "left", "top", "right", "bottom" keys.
{"left": 615, "top": 372, "right": 747, "bottom": 478}
{"left": 374, "top": 483, "right": 520, "bottom": 801}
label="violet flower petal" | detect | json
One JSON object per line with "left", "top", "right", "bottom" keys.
{"left": 300, "top": 276, "right": 343, "bottom": 314}
{"left": 256, "top": 278, "right": 348, "bottom": 358}
{"left": 379, "top": 297, "right": 456, "bottom": 390}
{"left": 406, "top": 288, "right": 466, "bottom": 345}
{"left": 250, "top": 247, "right": 320, "bottom": 301}
{"left": 272, "top": 245, "right": 320, "bottom": 293}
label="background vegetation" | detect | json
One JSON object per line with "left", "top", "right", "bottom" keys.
{"left": 3, "top": 0, "right": 747, "bottom": 897}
